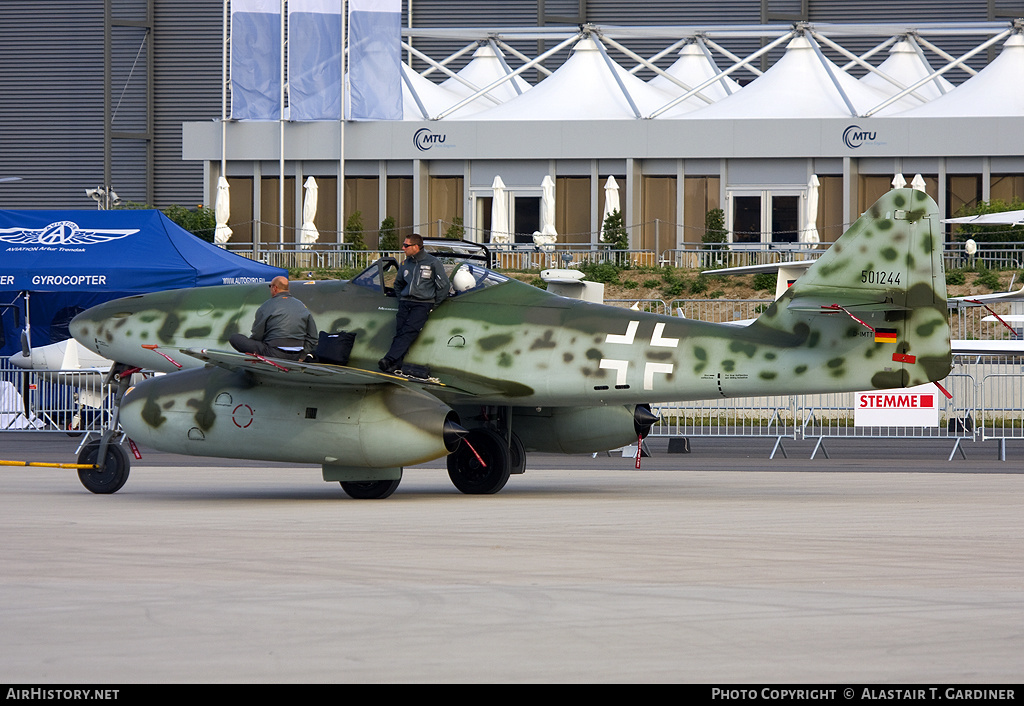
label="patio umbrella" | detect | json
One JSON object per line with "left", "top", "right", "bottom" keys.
{"left": 301, "top": 176, "right": 319, "bottom": 249}
{"left": 534, "top": 175, "right": 558, "bottom": 251}
{"left": 603, "top": 175, "right": 620, "bottom": 223}
{"left": 911, "top": 174, "right": 927, "bottom": 192}
{"left": 214, "top": 176, "right": 232, "bottom": 245}
{"left": 802, "top": 174, "right": 820, "bottom": 243}
{"left": 892, "top": 173, "right": 907, "bottom": 189}
{"left": 490, "top": 175, "right": 511, "bottom": 244}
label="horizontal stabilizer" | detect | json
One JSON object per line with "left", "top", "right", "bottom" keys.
{"left": 786, "top": 296, "right": 910, "bottom": 313}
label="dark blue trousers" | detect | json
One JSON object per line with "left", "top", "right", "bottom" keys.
{"left": 384, "top": 300, "right": 433, "bottom": 365}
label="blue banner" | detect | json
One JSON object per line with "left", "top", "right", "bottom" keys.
{"left": 231, "top": 0, "right": 282, "bottom": 121}
{"left": 289, "top": 1, "right": 343, "bottom": 121}
{"left": 348, "top": 0, "right": 403, "bottom": 121}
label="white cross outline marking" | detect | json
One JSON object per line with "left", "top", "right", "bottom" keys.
{"left": 644, "top": 362, "right": 674, "bottom": 390}
{"left": 605, "top": 320, "right": 639, "bottom": 345}
{"left": 651, "top": 322, "right": 679, "bottom": 348}
{"left": 599, "top": 359, "right": 629, "bottom": 386}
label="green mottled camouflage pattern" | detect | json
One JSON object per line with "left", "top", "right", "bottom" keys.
{"left": 72, "top": 188, "right": 951, "bottom": 409}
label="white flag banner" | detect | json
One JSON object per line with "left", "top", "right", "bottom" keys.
{"left": 230, "top": 0, "right": 282, "bottom": 120}
{"left": 347, "top": 0, "right": 403, "bottom": 120}
{"left": 289, "top": 0, "right": 343, "bottom": 121}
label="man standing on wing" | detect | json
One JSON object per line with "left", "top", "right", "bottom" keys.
{"left": 379, "top": 234, "right": 450, "bottom": 374}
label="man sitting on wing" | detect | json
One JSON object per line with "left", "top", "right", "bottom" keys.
{"left": 230, "top": 276, "right": 318, "bottom": 361}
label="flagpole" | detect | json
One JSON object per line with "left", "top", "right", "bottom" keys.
{"left": 340, "top": 0, "right": 346, "bottom": 247}
{"left": 221, "top": 0, "right": 228, "bottom": 221}
{"left": 279, "top": 0, "right": 286, "bottom": 249}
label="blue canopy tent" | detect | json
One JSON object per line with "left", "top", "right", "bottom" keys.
{"left": 0, "top": 210, "right": 286, "bottom": 356}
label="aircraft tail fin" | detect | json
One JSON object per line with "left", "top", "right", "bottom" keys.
{"left": 753, "top": 188, "right": 951, "bottom": 388}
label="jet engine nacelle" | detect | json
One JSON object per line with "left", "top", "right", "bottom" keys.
{"left": 119, "top": 367, "right": 460, "bottom": 468}
{"left": 511, "top": 404, "right": 655, "bottom": 454}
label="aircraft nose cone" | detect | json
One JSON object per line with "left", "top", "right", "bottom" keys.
{"left": 633, "top": 404, "right": 660, "bottom": 437}
{"left": 7, "top": 352, "right": 32, "bottom": 370}
{"left": 69, "top": 307, "right": 100, "bottom": 346}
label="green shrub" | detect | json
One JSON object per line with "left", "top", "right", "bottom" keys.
{"left": 688, "top": 275, "right": 710, "bottom": 294}
{"left": 945, "top": 270, "right": 966, "bottom": 286}
{"left": 702, "top": 208, "right": 727, "bottom": 246}
{"left": 973, "top": 267, "right": 1001, "bottom": 291}
{"left": 378, "top": 216, "right": 398, "bottom": 251}
{"left": 579, "top": 262, "right": 621, "bottom": 284}
{"left": 345, "top": 211, "right": 366, "bottom": 250}
{"left": 444, "top": 216, "right": 466, "bottom": 240}
{"left": 752, "top": 272, "right": 777, "bottom": 291}
{"left": 601, "top": 209, "right": 629, "bottom": 250}
{"left": 119, "top": 201, "right": 215, "bottom": 242}
{"left": 662, "top": 278, "right": 688, "bottom": 298}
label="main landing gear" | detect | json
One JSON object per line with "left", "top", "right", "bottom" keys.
{"left": 446, "top": 427, "right": 524, "bottom": 495}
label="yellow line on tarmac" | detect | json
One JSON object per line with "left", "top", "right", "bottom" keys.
{"left": 0, "top": 460, "right": 97, "bottom": 470}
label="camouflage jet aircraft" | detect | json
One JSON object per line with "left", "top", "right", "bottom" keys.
{"left": 70, "top": 188, "right": 952, "bottom": 498}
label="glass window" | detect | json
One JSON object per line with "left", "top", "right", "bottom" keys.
{"left": 448, "top": 263, "right": 508, "bottom": 295}
{"left": 732, "top": 195, "right": 761, "bottom": 243}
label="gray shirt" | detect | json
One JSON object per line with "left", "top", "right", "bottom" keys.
{"left": 250, "top": 292, "right": 318, "bottom": 352}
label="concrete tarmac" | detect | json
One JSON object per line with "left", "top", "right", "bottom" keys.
{"left": 1, "top": 433, "right": 1022, "bottom": 683}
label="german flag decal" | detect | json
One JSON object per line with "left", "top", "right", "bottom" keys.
{"left": 874, "top": 328, "right": 898, "bottom": 344}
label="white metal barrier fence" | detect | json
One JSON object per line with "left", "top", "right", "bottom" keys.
{"left": 649, "top": 368, "right": 1021, "bottom": 460}
{"left": 1, "top": 368, "right": 115, "bottom": 434}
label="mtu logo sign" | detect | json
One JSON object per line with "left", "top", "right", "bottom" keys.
{"left": 842, "top": 124, "right": 882, "bottom": 149}
{"left": 413, "top": 128, "right": 450, "bottom": 152}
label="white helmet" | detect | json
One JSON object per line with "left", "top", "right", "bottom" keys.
{"left": 452, "top": 267, "right": 476, "bottom": 293}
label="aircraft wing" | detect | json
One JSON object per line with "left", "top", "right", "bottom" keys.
{"left": 700, "top": 260, "right": 817, "bottom": 276}
{"left": 785, "top": 294, "right": 910, "bottom": 313}
{"left": 952, "top": 340, "right": 1024, "bottom": 355}
{"left": 950, "top": 286, "right": 1024, "bottom": 305}
{"left": 178, "top": 348, "right": 471, "bottom": 394}
{"left": 943, "top": 210, "right": 1024, "bottom": 226}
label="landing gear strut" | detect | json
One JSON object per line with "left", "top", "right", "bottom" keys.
{"left": 76, "top": 363, "right": 137, "bottom": 494}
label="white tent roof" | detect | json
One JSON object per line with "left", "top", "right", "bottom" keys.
{"left": 860, "top": 38, "right": 954, "bottom": 109}
{"left": 440, "top": 44, "right": 531, "bottom": 105}
{"left": 401, "top": 64, "right": 465, "bottom": 120}
{"left": 401, "top": 45, "right": 531, "bottom": 119}
{"left": 463, "top": 37, "right": 675, "bottom": 121}
{"left": 677, "top": 35, "right": 889, "bottom": 119}
{"left": 648, "top": 42, "right": 742, "bottom": 116}
{"left": 895, "top": 33, "right": 1024, "bottom": 117}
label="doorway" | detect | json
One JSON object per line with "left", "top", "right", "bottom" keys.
{"left": 728, "top": 189, "right": 802, "bottom": 243}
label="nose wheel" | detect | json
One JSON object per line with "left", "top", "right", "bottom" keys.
{"left": 77, "top": 439, "right": 130, "bottom": 494}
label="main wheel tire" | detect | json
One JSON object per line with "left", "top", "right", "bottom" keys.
{"left": 340, "top": 478, "right": 401, "bottom": 499}
{"left": 77, "top": 441, "right": 130, "bottom": 494}
{"left": 447, "top": 428, "right": 512, "bottom": 495}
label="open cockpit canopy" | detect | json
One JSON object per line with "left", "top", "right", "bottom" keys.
{"left": 351, "top": 238, "right": 508, "bottom": 296}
